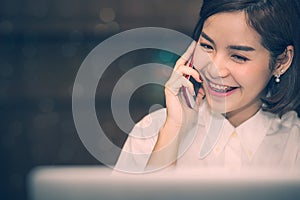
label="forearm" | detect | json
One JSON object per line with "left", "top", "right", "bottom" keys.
{"left": 146, "top": 121, "right": 182, "bottom": 169}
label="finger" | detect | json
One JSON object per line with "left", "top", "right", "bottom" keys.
{"left": 178, "top": 87, "right": 195, "bottom": 109}
{"left": 181, "top": 78, "right": 195, "bottom": 96}
{"left": 196, "top": 87, "right": 206, "bottom": 105}
{"left": 165, "top": 72, "right": 195, "bottom": 96}
{"left": 165, "top": 65, "right": 201, "bottom": 97}
{"left": 174, "top": 41, "right": 197, "bottom": 70}
{"left": 176, "top": 65, "right": 202, "bottom": 82}
{"left": 181, "top": 40, "right": 197, "bottom": 61}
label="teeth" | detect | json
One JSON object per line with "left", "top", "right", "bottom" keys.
{"left": 209, "top": 82, "right": 230, "bottom": 92}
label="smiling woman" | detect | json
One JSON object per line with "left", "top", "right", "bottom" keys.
{"left": 195, "top": 11, "right": 274, "bottom": 126}
{"left": 114, "top": 0, "right": 300, "bottom": 173}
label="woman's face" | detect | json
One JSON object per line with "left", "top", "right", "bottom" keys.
{"left": 193, "top": 11, "right": 273, "bottom": 126}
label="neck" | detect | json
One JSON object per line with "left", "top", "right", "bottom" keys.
{"left": 224, "top": 100, "right": 262, "bottom": 127}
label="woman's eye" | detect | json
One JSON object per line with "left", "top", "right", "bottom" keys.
{"left": 200, "top": 43, "right": 213, "bottom": 51}
{"left": 231, "top": 54, "right": 249, "bottom": 62}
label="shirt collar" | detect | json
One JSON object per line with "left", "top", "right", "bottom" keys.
{"left": 198, "top": 102, "right": 235, "bottom": 159}
{"left": 198, "top": 101, "right": 275, "bottom": 160}
{"left": 235, "top": 110, "right": 275, "bottom": 160}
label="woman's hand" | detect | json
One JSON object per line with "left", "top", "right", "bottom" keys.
{"left": 147, "top": 42, "right": 205, "bottom": 169}
{"left": 164, "top": 41, "right": 205, "bottom": 132}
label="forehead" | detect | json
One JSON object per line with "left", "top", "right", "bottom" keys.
{"left": 202, "top": 11, "right": 262, "bottom": 47}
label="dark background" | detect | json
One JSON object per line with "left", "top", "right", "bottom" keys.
{"left": 0, "top": 0, "right": 202, "bottom": 199}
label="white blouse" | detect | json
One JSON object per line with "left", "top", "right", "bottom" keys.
{"left": 115, "top": 101, "right": 300, "bottom": 173}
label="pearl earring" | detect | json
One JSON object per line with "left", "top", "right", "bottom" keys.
{"left": 275, "top": 69, "right": 285, "bottom": 83}
{"left": 275, "top": 74, "right": 281, "bottom": 83}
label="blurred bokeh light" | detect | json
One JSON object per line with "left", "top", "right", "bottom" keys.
{"left": 0, "top": 0, "right": 201, "bottom": 199}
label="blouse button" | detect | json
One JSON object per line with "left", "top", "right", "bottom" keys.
{"left": 248, "top": 150, "right": 253, "bottom": 157}
{"left": 214, "top": 146, "right": 220, "bottom": 153}
{"left": 231, "top": 131, "right": 238, "bottom": 138}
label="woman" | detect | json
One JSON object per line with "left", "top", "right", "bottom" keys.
{"left": 115, "top": 0, "right": 300, "bottom": 173}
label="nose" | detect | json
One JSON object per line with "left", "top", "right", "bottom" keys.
{"left": 207, "top": 54, "right": 230, "bottom": 79}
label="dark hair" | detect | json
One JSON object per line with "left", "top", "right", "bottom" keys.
{"left": 193, "top": 0, "right": 300, "bottom": 117}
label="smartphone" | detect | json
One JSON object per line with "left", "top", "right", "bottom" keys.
{"left": 182, "top": 57, "right": 202, "bottom": 108}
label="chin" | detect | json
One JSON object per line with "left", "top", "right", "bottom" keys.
{"left": 206, "top": 97, "right": 228, "bottom": 114}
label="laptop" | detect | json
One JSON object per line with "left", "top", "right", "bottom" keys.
{"left": 28, "top": 166, "right": 300, "bottom": 200}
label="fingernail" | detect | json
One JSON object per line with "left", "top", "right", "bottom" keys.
{"left": 199, "top": 75, "right": 203, "bottom": 81}
{"left": 198, "top": 87, "right": 205, "bottom": 97}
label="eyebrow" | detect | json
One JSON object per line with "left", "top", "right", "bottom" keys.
{"left": 200, "top": 32, "right": 256, "bottom": 52}
{"left": 228, "top": 45, "right": 255, "bottom": 51}
{"left": 200, "top": 32, "right": 215, "bottom": 45}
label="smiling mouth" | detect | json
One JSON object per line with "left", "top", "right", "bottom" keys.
{"left": 207, "top": 80, "right": 239, "bottom": 95}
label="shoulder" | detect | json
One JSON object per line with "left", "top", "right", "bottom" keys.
{"left": 135, "top": 108, "right": 167, "bottom": 129}
{"left": 281, "top": 111, "right": 300, "bottom": 140}
{"left": 278, "top": 111, "right": 300, "bottom": 131}
{"left": 268, "top": 110, "right": 300, "bottom": 138}
{"left": 128, "top": 108, "right": 167, "bottom": 138}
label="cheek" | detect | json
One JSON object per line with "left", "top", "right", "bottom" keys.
{"left": 234, "top": 64, "right": 272, "bottom": 92}
{"left": 193, "top": 45, "right": 214, "bottom": 72}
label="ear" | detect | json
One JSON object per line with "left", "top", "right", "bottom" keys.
{"left": 272, "top": 45, "right": 294, "bottom": 76}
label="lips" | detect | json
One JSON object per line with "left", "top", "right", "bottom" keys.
{"left": 208, "top": 81, "right": 238, "bottom": 93}
{"left": 206, "top": 79, "right": 239, "bottom": 97}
